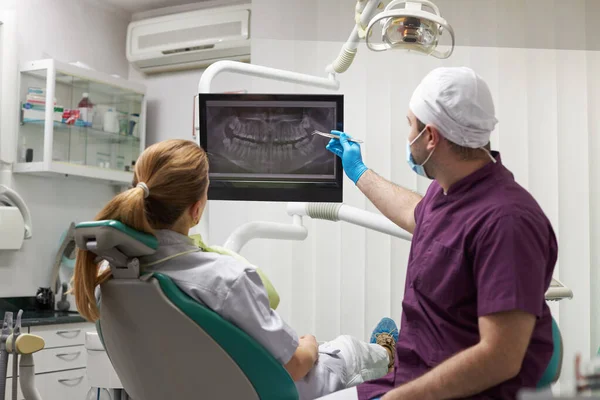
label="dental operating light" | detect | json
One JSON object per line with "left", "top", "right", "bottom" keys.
{"left": 365, "top": 0, "right": 455, "bottom": 58}
{"left": 325, "top": 0, "right": 454, "bottom": 73}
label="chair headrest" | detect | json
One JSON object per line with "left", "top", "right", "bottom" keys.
{"left": 74, "top": 220, "right": 158, "bottom": 271}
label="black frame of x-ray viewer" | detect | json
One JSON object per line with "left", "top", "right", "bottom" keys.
{"left": 198, "top": 93, "right": 344, "bottom": 202}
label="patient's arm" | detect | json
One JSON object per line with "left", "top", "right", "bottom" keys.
{"left": 357, "top": 170, "right": 422, "bottom": 234}
{"left": 382, "top": 310, "right": 536, "bottom": 400}
{"left": 285, "top": 335, "right": 319, "bottom": 381}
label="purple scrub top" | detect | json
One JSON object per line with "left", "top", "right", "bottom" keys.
{"left": 358, "top": 152, "right": 557, "bottom": 399}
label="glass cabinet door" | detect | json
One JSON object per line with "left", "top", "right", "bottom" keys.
{"left": 82, "top": 82, "right": 143, "bottom": 172}
{"left": 18, "top": 64, "right": 143, "bottom": 174}
{"left": 19, "top": 69, "right": 50, "bottom": 163}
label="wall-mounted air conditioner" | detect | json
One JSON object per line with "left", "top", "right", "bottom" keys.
{"left": 127, "top": 4, "right": 251, "bottom": 74}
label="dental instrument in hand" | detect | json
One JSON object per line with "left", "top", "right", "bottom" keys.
{"left": 312, "top": 130, "right": 364, "bottom": 144}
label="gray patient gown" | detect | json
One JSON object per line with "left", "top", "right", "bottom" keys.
{"left": 136, "top": 230, "right": 388, "bottom": 400}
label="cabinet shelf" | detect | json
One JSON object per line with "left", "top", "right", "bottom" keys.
{"left": 21, "top": 120, "right": 140, "bottom": 144}
{"left": 13, "top": 161, "right": 133, "bottom": 184}
{"left": 16, "top": 59, "right": 146, "bottom": 186}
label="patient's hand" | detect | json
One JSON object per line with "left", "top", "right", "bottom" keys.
{"left": 300, "top": 335, "right": 318, "bottom": 348}
{"left": 300, "top": 335, "right": 319, "bottom": 361}
{"left": 285, "top": 335, "right": 319, "bottom": 381}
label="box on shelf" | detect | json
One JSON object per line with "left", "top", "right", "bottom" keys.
{"left": 22, "top": 103, "right": 63, "bottom": 123}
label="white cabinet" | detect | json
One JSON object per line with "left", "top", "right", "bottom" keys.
{"left": 29, "top": 323, "right": 93, "bottom": 349}
{"left": 13, "top": 59, "right": 147, "bottom": 186}
{"left": 6, "top": 346, "right": 86, "bottom": 378}
{"left": 5, "top": 322, "right": 95, "bottom": 400}
{"left": 6, "top": 369, "right": 89, "bottom": 400}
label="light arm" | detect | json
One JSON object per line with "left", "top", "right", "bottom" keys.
{"left": 327, "top": 0, "right": 383, "bottom": 73}
{"left": 198, "top": 60, "right": 340, "bottom": 94}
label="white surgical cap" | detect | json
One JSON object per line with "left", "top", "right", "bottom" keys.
{"left": 409, "top": 67, "right": 498, "bottom": 149}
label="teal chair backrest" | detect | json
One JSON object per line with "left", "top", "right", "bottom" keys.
{"left": 152, "top": 273, "right": 299, "bottom": 399}
{"left": 536, "top": 316, "right": 562, "bottom": 388}
{"left": 75, "top": 220, "right": 299, "bottom": 400}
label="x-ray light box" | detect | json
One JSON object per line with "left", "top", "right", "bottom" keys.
{"left": 198, "top": 93, "right": 344, "bottom": 202}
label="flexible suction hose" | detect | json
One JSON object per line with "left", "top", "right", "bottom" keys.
{"left": 331, "top": 47, "right": 358, "bottom": 74}
{"left": 305, "top": 203, "right": 342, "bottom": 221}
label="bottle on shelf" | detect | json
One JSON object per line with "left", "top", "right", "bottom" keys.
{"left": 103, "top": 108, "right": 119, "bottom": 134}
{"left": 78, "top": 93, "right": 94, "bottom": 127}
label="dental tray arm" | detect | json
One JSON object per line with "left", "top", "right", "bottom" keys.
{"left": 222, "top": 203, "right": 411, "bottom": 253}
{"left": 223, "top": 216, "right": 308, "bottom": 253}
{"left": 224, "top": 203, "right": 573, "bottom": 303}
{"left": 545, "top": 277, "right": 573, "bottom": 301}
{"left": 287, "top": 202, "right": 412, "bottom": 241}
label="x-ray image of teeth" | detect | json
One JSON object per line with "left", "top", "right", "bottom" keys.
{"left": 206, "top": 105, "right": 337, "bottom": 178}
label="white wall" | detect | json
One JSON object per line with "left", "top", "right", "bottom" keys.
{"left": 137, "top": 0, "right": 600, "bottom": 390}
{"left": 128, "top": 68, "right": 249, "bottom": 144}
{"left": 0, "top": 0, "right": 131, "bottom": 296}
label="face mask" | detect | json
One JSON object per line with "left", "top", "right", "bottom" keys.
{"left": 406, "top": 126, "right": 436, "bottom": 178}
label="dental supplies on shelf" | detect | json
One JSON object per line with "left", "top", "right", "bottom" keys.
{"left": 78, "top": 93, "right": 94, "bottom": 127}
{"left": 21, "top": 87, "right": 63, "bottom": 123}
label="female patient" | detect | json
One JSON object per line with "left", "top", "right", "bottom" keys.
{"left": 73, "top": 139, "right": 396, "bottom": 400}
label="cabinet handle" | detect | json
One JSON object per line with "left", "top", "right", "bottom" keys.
{"left": 55, "top": 329, "right": 81, "bottom": 338}
{"left": 58, "top": 376, "right": 84, "bottom": 386}
{"left": 55, "top": 351, "right": 81, "bottom": 360}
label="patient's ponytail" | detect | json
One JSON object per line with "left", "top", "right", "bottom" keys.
{"left": 73, "top": 139, "right": 209, "bottom": 321}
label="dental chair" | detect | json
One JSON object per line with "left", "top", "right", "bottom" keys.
{"left": 537, "top": 316, "right": 563, "bottom": 388}
{"left": 74, "top": 220, "right": 299, "bottom": 400}
{"left": 74, "top": 220, "right": 562, "bottom": 400}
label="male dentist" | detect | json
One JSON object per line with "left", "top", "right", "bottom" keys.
{"left": 325, "top": 67, "right": 558, "bottom": 399}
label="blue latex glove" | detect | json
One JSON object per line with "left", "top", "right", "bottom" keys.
{"left": 325, "top": 130, "right": 368, "bottom": 184}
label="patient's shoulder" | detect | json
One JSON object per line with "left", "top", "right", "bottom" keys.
{"left": 157, "top": 250, "right": 251, "bottom": 295}
{"left": 143, "top": 250, "right": 253, "bottom": 313}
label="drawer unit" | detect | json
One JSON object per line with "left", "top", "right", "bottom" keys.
{"left": 6, "top": 368, "right": 88, "bottom": 400}
{"left": 5, "top": 322, "right": 95, "bottom": 399}
{"left": 7, "top": 346, "right": 86, "bottom": 378}
{"left": 29, "top": 323, "right": 94, "bottom": 349}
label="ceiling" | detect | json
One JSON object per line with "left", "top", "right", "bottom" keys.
{"left": 100, "top": 0, "right": 205, "bottom": 13}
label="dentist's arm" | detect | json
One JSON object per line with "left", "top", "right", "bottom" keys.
{"left": 326, "top": 131, "right": 422, "bottom": 234}
{"left": 381, "top": 310, "right": 536, "bottom": 400}
{"left": 357, "top": 170, "right": 422, "bottom": 234}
